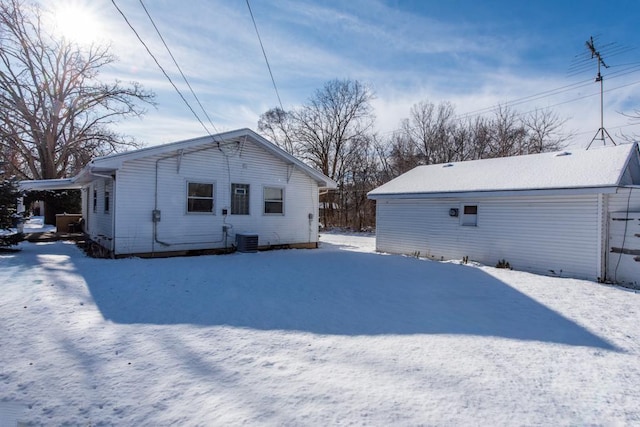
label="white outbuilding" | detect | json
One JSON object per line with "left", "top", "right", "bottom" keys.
{"left": 23, "top": 128, "right": 336, "bottom": 256}
{"left": 368, "top": 143, "right": 640, "bottom": 287}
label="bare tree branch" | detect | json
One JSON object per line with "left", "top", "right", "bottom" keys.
{"left": 0, "top": 0, "right": 155, "bottom": 180}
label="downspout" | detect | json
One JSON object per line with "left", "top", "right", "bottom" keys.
{"left": 112, "top": 175, "right": 116, "bottom": 257}
{"left": 597, "top": 193, "right": 607, "bottom": 282}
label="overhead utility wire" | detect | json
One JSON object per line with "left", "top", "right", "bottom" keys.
{"left": 379, "top": 71, "right": 640, "bottom": 138}
{"left": 515, "top": 78, "right": 640, "bottom": 118}
{"left": 456, "top": 65, "right": 640, "bottom": 121}
{"left": 455, "top": 78, "right": 594, "bottom": 120}
{"left": 111, "top": 0, "right": 213, "bottom": 137}
{"left": 245, "top": 0, "right": 285, "bottom": 112}
{"left": 138, "top": 0, "right": 219, "bottom": 135}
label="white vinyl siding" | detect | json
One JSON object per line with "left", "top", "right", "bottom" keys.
{"left": 111, "top": 140, "right": 320, "bottom": 255}
{"left": 607, "top": 187, "right": 640, "bottom": 212}
{"left": 375, "top": 194, "right": 601, "bottom": 280}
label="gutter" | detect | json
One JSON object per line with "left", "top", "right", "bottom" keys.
{"left": 368, "top": 186, "right": 621, "bottom": 200}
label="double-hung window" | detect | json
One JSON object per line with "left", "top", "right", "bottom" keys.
{"left": 187, "top": 182, "right": 214, "bottom": 213}
{"left": 231, "top": 184, "right": 250, "bottom": 215}
{"left": 263, "top": 187, "right": 284, "bottom": 215}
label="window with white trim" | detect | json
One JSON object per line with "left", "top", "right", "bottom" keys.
{"left": 461, "top": 204, "right": 478, "bottom": 226}
{"left": 231, "top": 183, "right": 250, "bottom": 215}
{"left": 263, "top": 187, "right": 284, "bottom": 214}
{"left": 187, "top": 182, "right": 214, "bottom": 213}
{"left": 93, "top": 189, "right": 97, "bottom": 213}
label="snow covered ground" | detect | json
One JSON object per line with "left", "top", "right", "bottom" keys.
{"left": 0, "top": 216, "right": 56, "bottom": 237}
{"left": 1, "top": 232, "right": 639, "bottom": 425}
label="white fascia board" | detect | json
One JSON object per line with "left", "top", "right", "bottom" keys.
{"left": 19, "top": 178, "right": 82, "bottom": 191}
{"left": 368, "top": 186, "right": 619, "bottom": 200}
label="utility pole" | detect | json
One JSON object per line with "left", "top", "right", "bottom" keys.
{"left": 586, "top": 36, "right": 616, "bottom": 149}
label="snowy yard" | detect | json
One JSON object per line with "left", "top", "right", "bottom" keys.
{"left": 1, "top": 232, "right": 639, "bottom": 425}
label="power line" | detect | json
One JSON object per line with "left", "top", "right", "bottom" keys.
{"left": 455, "top": 78, "right": 594, "bottom": 120}
{"left": 456, "top": 64, "right": 640, "bottom": 121}
{"left": 246, "top": 0, "right": 285, "bottom": 112}
{"left": 377, "top": 75, "right": 640, "bottom": 139}
{"left": 111, "top": 0, "right": 213, "bottom": 137}
{"left": 138, "top": 0, "right": 219, "bottom": 135}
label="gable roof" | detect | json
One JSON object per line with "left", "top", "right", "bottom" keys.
{"left": 74, "top": 128, "right": 337, "bottom": 188}
{"left": 369, "top": 143, "right": 640, "bottom": 199}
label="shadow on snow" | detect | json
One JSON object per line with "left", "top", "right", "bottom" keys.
{"left": 39, "top": 240, "right": 616, "bottom": 351}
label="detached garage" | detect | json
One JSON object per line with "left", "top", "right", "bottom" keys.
{"left": 368, "top": 143, "right": 640, "bottom": 287}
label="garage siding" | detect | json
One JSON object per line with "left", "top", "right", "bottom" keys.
{"left": 375, "top": 194, "right": 601, "bottom": 280}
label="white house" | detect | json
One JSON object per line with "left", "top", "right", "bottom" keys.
{"left": 368, "top": 143, "right": 640, "bottom": 287}
{"left": 24, "top": 129, "right": 336, "bottom": 256}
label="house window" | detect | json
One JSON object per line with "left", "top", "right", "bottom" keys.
{"left": 461, "top": 204, "right": 478, "bottom": 226}
{"left": 231, "top": 184, "right": 250, "bottom": 215}
{"left": 264, "top": 187, "right": 284, "bottom": 215}
{"left": 93, "top": 189, "right": 97, "bottom": 213}
{"left": 104, "top": 191, "right": 110, "bottom": 213}
{"left": 187, "top": 182, "right": 214, "bottom": 213}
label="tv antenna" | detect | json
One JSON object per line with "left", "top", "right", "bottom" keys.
{"left": 585, "top": 36, "right": 616, "bottom": 149}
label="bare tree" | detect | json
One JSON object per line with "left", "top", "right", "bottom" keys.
{"left": 381, "top": 102, "right": 572, "bottom": 181}
{"left": 257, "top": 107, "right": 297, "bottom": 155}
{"left": 466, "top": 116, "right": 492, "bottom": 160}
{"left": 292, "top": 79, "right": 375, "bottom": 181}
{"left": 522, "top": 108, "right": 571, "bottom": 153}
{"left": 400, "top": 101, "right": 456, "bottom": 165}
{"left": 0, "top": 0, "right": 155, "bottom": 181}
{"left": 385, "top": 131, "right": 421, "bottom": 176}
{"left": 258, "top": 79, "right": 375, "bottom": 228}
{"left": 486, "top": 105, "right": 527, "bottom": 158}
{"left": 339, "top": 133, "right": 379, "bottom": 230}
{"left": 289, "top": 79, "right": 375, "bottom": 227}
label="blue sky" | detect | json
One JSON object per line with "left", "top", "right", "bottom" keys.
{"left": 45, "top": 0, "right": 640, "bottom": 148}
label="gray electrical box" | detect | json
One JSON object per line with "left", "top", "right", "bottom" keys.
{"left": 236, "top": 233, "right": 258, "bottom": 253}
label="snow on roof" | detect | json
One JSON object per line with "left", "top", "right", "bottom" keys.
{"left": 19, "top": 178, "right": 82, "bottom": 191}
{"left": 369, "top": 143, "right": 639, "bottom": 198}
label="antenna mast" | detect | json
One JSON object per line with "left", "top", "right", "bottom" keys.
{"left": 586, "top": 36, "right": 616, "bottom": 149}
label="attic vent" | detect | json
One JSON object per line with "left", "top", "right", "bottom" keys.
{"left": 236, "top": 233, "right": 258, "bottom": 253}
{"left": 555, "top": 151, "right": 572, "bottom": 157}
{"left": 443, "top": 163, "right": 454, "bottom": 168}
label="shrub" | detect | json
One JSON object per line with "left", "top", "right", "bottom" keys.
{"left": 496, "top": 259, "right": 512, "bottom": 269}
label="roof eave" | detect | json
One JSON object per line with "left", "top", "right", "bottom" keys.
{"left": 18, "top": 178, "right": 82, "bottom": 191}
{"left": 87, "top": 128, "right": 336, "bottom": 188}
{"left": 368, "top": 186, "right": 620, "bottom": 200}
